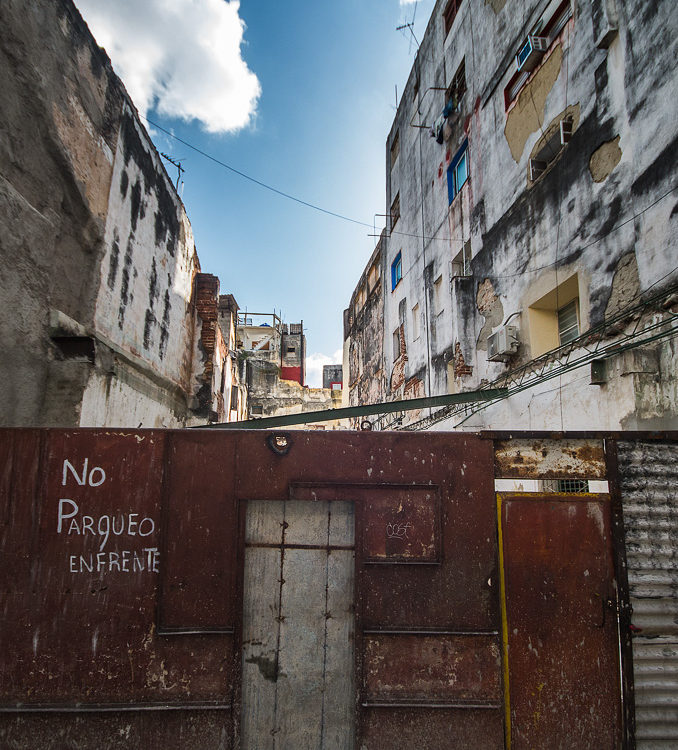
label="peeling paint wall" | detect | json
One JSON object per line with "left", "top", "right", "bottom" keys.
{"left": 0, "top": 0, "right": 236, "bottom": 428}
{"left": 347, "top": 0, "right": 678, "bottom": 431}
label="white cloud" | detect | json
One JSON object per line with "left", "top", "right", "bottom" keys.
{"left": 75, "top": 0, "right": 260, "bottom": 134}
{"left": 306, "top": 349, "right": 343, "bottom": 389}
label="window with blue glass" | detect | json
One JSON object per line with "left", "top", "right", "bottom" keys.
{"left": 447, "top": 139, "right": 469, "bottom": 204}
{"left": 391, "top": 251, "right": 402, "bottom": 291}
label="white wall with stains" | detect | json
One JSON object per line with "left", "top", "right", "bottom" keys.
{"left": 350, "top": 0, "right": 678, "bottom": 431}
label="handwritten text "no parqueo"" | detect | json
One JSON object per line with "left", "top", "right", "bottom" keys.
{"left": 57, "top": 458, "right": 159, "bottom": 574}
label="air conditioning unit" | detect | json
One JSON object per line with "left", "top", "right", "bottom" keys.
{"left": 487, "top": 325, "right": 519, "bottom": 362}
{"left": 516, "top": 35, "right": 549, "bottom": 72}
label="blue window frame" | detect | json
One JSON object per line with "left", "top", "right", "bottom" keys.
{"left": 391, "top": 251, "right": 402, "bottom": 291}
{"left": 447, "top": 139, "right": 469, "bottom": 204}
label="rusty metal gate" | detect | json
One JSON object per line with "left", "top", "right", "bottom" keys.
{"left": 0, "top": 428, "right": 647, "bottom": 748}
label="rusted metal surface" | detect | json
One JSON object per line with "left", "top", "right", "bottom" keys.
{"left": 359, "top": 486, "right": 440, "bottom": 562}
{"left": 358, "top": 707, "right": 504, "bottom": 749}
{"left": 616, "top": 440, "right": 678, "bottom": 748}
{"left": 0, "top": 428, "right": 642, "bottom": 748}
{"left": 494, "top": 437, "right": 606, "bottom": 478}
{"left": 0, "top": 429, "right": 235, "bottom": 748}
{"left": 158, "top": 431, "right": 238, "bottom": 633}
{"left": 0, "top": 711, "right": 230, "bottom": 750}
{"left": 350, "top": 434, "right": 501, "bottom": 748}
{"left": 500, "top": 493, "right": 622, "bottom": 749}
{"left": 362, "top": 633, "right": 501, "bottom": 703}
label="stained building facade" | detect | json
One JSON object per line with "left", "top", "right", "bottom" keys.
{"left": 0, "top": 0, "right": 245, "bottom": 427}
{"left": 345, "top": 0, "right": 678, "bottom": 431}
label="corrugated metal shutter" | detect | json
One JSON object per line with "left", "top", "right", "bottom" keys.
{"left": 618, "top": 441, "right": 678, "bottom": 748}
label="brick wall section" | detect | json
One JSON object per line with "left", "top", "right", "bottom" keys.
{"left": 454, "top": 341, "right": 473, "bottom": 378}
{"left": 390, "top": 323, "right": 408, "bottom": 392}
{"left": 194, "top": 273, "right": 220, "bottom": 415}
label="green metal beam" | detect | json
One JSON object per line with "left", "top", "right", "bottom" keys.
{"left": 201, "top": 388, "right": 508, "bottom": 430}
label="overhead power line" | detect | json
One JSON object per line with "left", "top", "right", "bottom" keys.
{"left": 143, "top": 116, "right": 373, "bottom": 230}
{"left": 142, "top": 115, "right": 677, "bottom": 275}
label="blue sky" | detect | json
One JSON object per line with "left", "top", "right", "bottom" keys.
{"left": 74, "top": 0, "right": 435, "bottom": 386}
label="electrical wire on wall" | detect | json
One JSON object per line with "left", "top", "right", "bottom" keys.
{"left": 414, "top": 52, "right": 434, "bottom": 413}
{"left": 554, "top": 11, "right": 573, "bottom": 431}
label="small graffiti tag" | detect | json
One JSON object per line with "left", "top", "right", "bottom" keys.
{"left": 386, "top": 521, "right": 412, "bottom": 540}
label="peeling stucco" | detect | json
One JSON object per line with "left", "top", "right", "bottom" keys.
{"left": 605, "top": 252, "right": 640, "bottom": 318}
{"left": 485, "top": 0, "right": 507, "bottom": 13}
{"left": 505, "top": 44, "right": 563, "bottom": 162}
{"left": 476, "top": 279, "right": 504, "bottom": 351}
{"left": 453, "top": 342, "right": 473, "bottom": 378}
{"left": 589, "top": 135, "right": 622, "bottom": 182}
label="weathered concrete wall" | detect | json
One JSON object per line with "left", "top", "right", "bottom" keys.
{"left": 344, "top": 237, "right": 386, "bottom": 413}
{"left": 0, "top": 0, "right": 121, "bottom": 425}
{"left": 350, "top": 0, "right": 678, "bottom": 431}
{"left": 322, "top": 364, "right": 343, "bottom": 389}
{"left": 246, "top": 358, "right": 345, "bottom": 429}
{"left": 218, "top": 295, "right": 247, "bottom": 421}
{"left": 0, "top": 0, "right": 236, "bottom": 428}
{"left": 80, "top": 104, "right": 205, "bottom": 428}
{"left": 280, "top": 324, "right": 305, "bottom": 385}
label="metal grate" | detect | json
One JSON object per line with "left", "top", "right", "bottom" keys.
{"left": 543, "top": 478, "right": 589, "bottom": 493}
{"left": 618, "top": 441, "right": 678, "bottom": 748}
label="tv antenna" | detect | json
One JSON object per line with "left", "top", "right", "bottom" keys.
{"left": 396, "top": 1, "right": 419, "bottom": 53}
{"left": 160, "top": 152, "right": 185, "bottom": 189}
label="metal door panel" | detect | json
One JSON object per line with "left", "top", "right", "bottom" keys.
{"left": 363, "top": 633, "right": 502, "bottom": 702}
{"left": 500, "top": 493, "right": 622, "bottom": 749}
{"left": 241, "top": 499, "right": 355, "bottom": 749}
{"left": 275, "top": 547, "right": 333, "bottom": 745}
{"left": 159, "top": 431, "right": 238, "bottom": 633}
{"left": 0, "top": 428, "right": 235, "bottom": 749}
{"left": 359, "top": 707, "right": 505, "bottom": 749}
{"left": 349, "top": 434, "right": 502, "bottom": 749}
{"left": 240, "top": 545, "right": 280, "bottom": 750}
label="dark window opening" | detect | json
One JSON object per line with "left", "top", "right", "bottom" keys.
{"left": 544, "top": 478, "right": 589, "bottom": 493}
{"left": 443, "top": 0, "right": 463, "bottom": 36}
{"left": 542, "top": 0, "right": 573, "bottom": 40}
{"left": 390, "top": 131, "right": 400, "bottom": 169}
{"left": 392, "top": 328, "right": 401, "bottom": 362}
{"left": 390, "top": 192, "right": 401, "bottom": 231}
{"left": 444, "top": 58, "right": 466, "bottom": 116}
{"left": 528, "top": 116, "right": 573, "bottom": 182}
{"left": 557, "top": 299, "right": 579, "bottom": 345}
{"left": 52, "top": 336, "right": 95, "bottom": 363}
{"left": 504, "top": 0, "right": 573, "bottom": 108}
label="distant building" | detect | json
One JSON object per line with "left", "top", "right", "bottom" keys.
{"left": 238, "top": 313, "right": 344, "bottom": 427}
{"left": 0, "top": 0, "right": 244, "bottom": 427}
{"left": 322, "top": 365, "right": 343, "bottom": 391}
{"left": 345, "top": 0, "right": 678, "bottom": 431}
{"left": 281, "top": 322, "right": 306, "bottom": 385}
